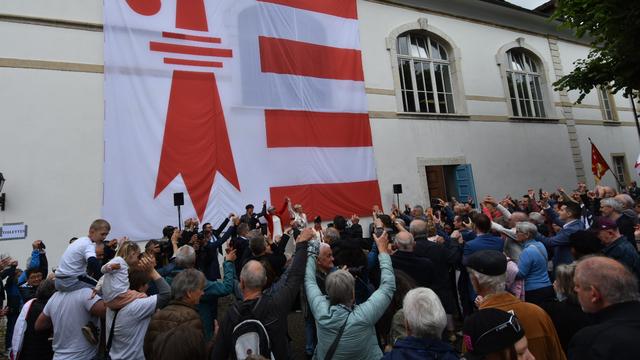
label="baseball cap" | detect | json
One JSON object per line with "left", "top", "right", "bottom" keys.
{"left": 466, "top": 250, "right": 507, "bottom": 276}
{"left": 590, "top": 216, "right": 617, "bottom": 231}
{"left": 463, "top": 308, "right": 525, "bottom": 359}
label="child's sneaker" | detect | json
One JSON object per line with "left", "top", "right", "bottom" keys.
{"left": 81, "top": 321, "right": 99, "bottom": 345}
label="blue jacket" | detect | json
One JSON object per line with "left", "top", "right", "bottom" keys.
{"left": 603, "top": 236, "right": 640, "bottom": 280}
{"left": 517, "top": 240, "right": 551, "bottom": 291}
{"left": 536, "top": 209, "right": 584, "bottom": 269}
{"left": 463, "top": 233, "right": 504, "bottom": 263}
{"left": 382, "top": 336, "right": 459, "bottom": 360}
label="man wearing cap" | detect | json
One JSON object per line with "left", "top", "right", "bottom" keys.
{"left": 592, "top": 217, "right": 640, "bottom": 281}
{"left": 600, "top": 197, "right": 637, "bottom": 249}
{"left": 569, "top": 256, "right": 640, "bottom": 360}
{"left": 463, "top": 308, "right": 534, "bottom": 360}
{"left": 467, "top": 250, "right": 566, "bottom": 360}
{"left": 240, "top": 201, "right": 266, "bottom": 230}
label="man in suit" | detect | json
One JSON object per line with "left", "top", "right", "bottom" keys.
{"left": 391, "top": 231, "right": 434, "bottom": 288}
{"left": 463, "top": 213, "right": 504, "bottom": 263}
{"left": 536, "top": 201, "right": 585, "bottom": 270}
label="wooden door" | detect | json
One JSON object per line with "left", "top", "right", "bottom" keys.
{"left": 426, "top": 166, "right": 447, "bottom": 202}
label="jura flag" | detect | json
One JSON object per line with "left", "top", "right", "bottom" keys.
{"left": 590, "top": 141, "right": 609, "bottom": 185}
{"left": 103, "top": 0, "right": 381, "bottom": 239}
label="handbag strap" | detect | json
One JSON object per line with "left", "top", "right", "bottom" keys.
{"left": 106, "top": 310, "right": 119, "bottom": 354}
{"left": 324, "top": 313, "right": 350, "bottom": 360}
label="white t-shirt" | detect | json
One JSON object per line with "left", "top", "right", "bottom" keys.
{"left": 101, "top": 257, "right": 130, "bottom": 303}
{"left": 56, "top": 237, "right": 96, "bottom": 278}
{"left": 43, "top": 288, "right": 101, "bottom": 360}
{"left": 272, "top": 215, "right": 283, "bottom": 238}
{"left": 106, "top": 296, "right": 157, "bottom": 360}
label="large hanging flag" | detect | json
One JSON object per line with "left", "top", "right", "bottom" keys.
{"left": 590, "top": 140, "right": 610, "bottom": 185}
{"left": 103, "top": 0, "right": 381, "bottom": 239}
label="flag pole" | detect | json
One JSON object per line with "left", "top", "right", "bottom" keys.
{"left": 588, "top": 137, "right": 624, "bottom": 188}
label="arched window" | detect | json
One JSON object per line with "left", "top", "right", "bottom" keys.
{"left": 397, "top": 32, "right": 455, "bottom": 114}
{"left": 505, "top": 49, "right": 545, "bottom": 118}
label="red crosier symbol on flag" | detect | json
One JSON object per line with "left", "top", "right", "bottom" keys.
{"left": 125, "top": 0, "right": 240, "bottom": 221}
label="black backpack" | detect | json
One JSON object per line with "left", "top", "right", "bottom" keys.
{"left": 230, "top": 297, "right": 275, "bottom": 360}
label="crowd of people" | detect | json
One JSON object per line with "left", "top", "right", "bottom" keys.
{"left": 1, "top": 182, "right": 640, "bottom": 360}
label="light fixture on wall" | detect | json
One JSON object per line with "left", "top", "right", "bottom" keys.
{"left": 0, "top": 172, "right": 5, "bottom": 211}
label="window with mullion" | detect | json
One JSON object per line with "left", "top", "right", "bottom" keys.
{"left": 598, "top": 87, "right": 614, "bottom": 121}
{"left": 506, "top": 49, "right": 546, "bottom": 118}
{"left": 397, "top": 32, "right": 455, "bottom": 114}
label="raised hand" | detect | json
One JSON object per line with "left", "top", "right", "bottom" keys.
{"left": 373, "top": 230, "right": 390, "bottom": 254}
{"left": 225, "top": 248, "right": 237, "bottom": 262}
{"left": 296, "top": 228, "right": 315, "bottom": 243}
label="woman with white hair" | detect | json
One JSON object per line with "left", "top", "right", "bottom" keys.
{"left": 514, "top": 221, "right": 554, "bottom": 305}
{"left": 305, "top": 231, "right": 396, "bottom": 359}
{"left": 382, "top": 288, "right": 459, "bottom": 359}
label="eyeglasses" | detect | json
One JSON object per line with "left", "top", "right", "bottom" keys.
{"left": 475, "top": 314, "right": 521, "bottom": 345}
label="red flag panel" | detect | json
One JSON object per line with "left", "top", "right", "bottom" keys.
{"left": 259, "top": 36, "right": 364, "bottom": 81}
{"left": 265, "top": 110, "right": 372, "bottom": 148}
{"left": 270, "top": 180, "right": 382, "bottom": 219}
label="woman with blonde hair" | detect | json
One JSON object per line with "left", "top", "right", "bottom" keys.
{"left": 541, "top": 263, "right": 592, "bottom": 354}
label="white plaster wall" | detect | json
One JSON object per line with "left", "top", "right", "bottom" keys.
{"left": 0, "top": 67, "right": 104, "bottom": 267}
{"left": 370, "top": 118, "right": 577, "bottom": 211}
{"left": 0, "top": 0, "right": 102, "bottom": 24}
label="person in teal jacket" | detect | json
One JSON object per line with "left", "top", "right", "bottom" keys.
{"left": 164, "top": 244, "right": 236, "bottom": 339}
{"left": 305, "top": 231, "right": 396, "bottom": 360}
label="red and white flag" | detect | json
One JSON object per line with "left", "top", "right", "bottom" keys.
{"left": 103, "top": 0, "right": 381, "bottom": 238}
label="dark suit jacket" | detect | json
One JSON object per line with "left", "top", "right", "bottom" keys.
{"left": 391, "top": 250, "right": 434, "bottom": 288}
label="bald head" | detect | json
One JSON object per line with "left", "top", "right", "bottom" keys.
{"left": 615, "top": 194, "right": 634, "bottom": 210}
{"left": 395, "top": 231, "right": 415, "bottom": 251}
{"left": 409, "top": 219, "right": 427, "bottom": 236}
{"left": 240, "top": 260, "right": 267, "bottom": 290}
{"left": 510, "top": 212, "right": 528, "bottom": 227}
{"left": 603, "top": 186, "right": 617, "bottom": 198}
{"left": 574, "top": 256, "right": 639, "bottom": 313}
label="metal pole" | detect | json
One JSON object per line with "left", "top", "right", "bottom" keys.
{"left": 177, "top": 205, "right": 182, "bottom": 231}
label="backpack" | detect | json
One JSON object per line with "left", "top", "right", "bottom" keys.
{"left": 230, "top": 297, "right": 275, "bottom": 360}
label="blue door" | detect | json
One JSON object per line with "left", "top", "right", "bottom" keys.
{"left": 455, "top": 164, "right": 477, "bottom": 207}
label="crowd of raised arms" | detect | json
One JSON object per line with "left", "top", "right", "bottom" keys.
{"left": 1, "top": 182, "right": 640, "bottom": 360}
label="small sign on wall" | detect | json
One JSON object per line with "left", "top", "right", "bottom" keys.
{"left": 0, "top": 222, "right": 28, "bottom": 240}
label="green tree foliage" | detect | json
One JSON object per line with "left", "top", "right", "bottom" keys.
{"left": 552, "top": 0, "right": 640, "bottom": 103}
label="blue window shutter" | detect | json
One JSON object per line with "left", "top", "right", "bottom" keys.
{"left": 455, "top": 164, "right": 477, "bottom": 206}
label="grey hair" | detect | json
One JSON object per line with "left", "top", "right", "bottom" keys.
{"left": 528, "top": 212, "right": 545, "bottom": 225}
{"left": 240, "top": 260, "right": 267, "bottom": 290}
{"left": 403, "top": 288, "right": 447, "bottom": 338}
{"left": 395, "top": 231, "right": 415, "bottom": 251}
{"left": 515, "top": 221, "right": 538, "bottom": 239}
{"left": 413, "top": 205, "right": 424, "bottom": 215}
{"left": 576, "top": 256, "right": 640, "bottom": 306}
{"left": 249, "top": 231, "right": 267, "bottom": 255}
{"left": 615, "top": 194, "right": 634, "bottom": 209}
{"left": 171, "top": 268, "right": 205, "bottom": 300}
{"left": 319, "top": 242, "right": 331, "bottom": 252}
{"left": 601, "top": 198, "right": 623, "bottom": 213}
{"left": 324, "top": 228, "right": 340, "bottom": 244}
{"left": 409, "top": 220, "right": 427, "bottom": 236}
{"left": 175, "top": 245, "right": 196, "bottom": 268}
{"left": 467, "top": 268, "right": 506, "bottom": 294}
{"left": 325, "top": 269, "right": 355, "bottom": 306}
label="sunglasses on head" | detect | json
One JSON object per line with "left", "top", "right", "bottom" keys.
{"left": 475, "top": 314, "right": 521, "bottom": 345}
